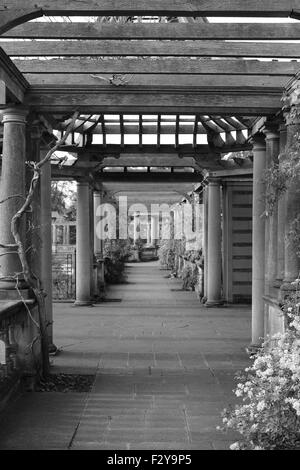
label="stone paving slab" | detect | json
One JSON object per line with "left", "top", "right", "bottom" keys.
{"left": 0, "top": 262, "right": 251, "bottom": 450}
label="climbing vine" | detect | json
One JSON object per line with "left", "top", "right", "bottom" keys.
{"left": 263, "top": 130, "right": 300, "bottom": 256}
{"left": 263, "top": 131, "right": 300, "bottom": 216}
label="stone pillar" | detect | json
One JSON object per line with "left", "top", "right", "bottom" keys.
{"left": 150, "top": 214, "right": 158, "bottom": 246}
{"left": 133, "top": 212, "right": 139, "bottom": 245}
{"left": 26, "top": 122, "right": 42, "bottom": 282}
{"left": 276, "top": 124, "right": 287, "bottom": 284}
{"left": 203, "top": 185, "right": 209, "bottom": 301}
{"left": 206, "top": 178, "right": 222, "bottom": 307}
{"left": 0, "top": 107, "right": 28, "bottom": 293}
{"left": 251, "top": 134, "right": 267, "bottom": 347}
{"left": 146, "top": 219, "right": 151, "bottom": 246}
{"left": 281, "top": 83, "right": 300, "bottom": 288}
{"left": 40, "top": 154, "right": 56, "bottom": 349}
{"left": 74, "top": 181, "right": 92, "bottom": 306}
{"left": 93, "top": 190, "right": 105, "bottom": 298}
{"left": 263, "top": 126, "right": 280, "bottom": 295}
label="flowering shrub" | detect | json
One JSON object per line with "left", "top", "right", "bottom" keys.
{"left": 219, "top": 280, "right": 300, "bottom": 450}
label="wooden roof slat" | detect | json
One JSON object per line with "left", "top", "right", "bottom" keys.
{"left": 4, "top": 40, "right": 300, "bottom": 58}
{"left": 193, "top": 115, "right": 199, "bottom": 148}
{"left": 157, "top": 114, "right": 161, "bottom": 148}
{"left": 208, "top": 116, "right": 236, "bottom": 132}
{"left": 5, "top": 22, "right": 300, "bottom": 40}
{"left": 223, "top": 116, "right": 247, "bottom": 130}
{"left": 198, "top": 117, "right": 224, "bottom": 133}
{"left": 1, "top": 1, "right": 298, "bottom": 18}
{"left": 13, "top": 58, "right": 300, "bottom": 76}
{"left": 175, "top": 114, "right": 180, "bottom": 148}
{"left": 139, "top": 114, "right": 143, "bottom": 148}
{"left": 99, "top": 114, "right": 106, "bottom": 147}
{"left": 120, "top": 114, "right": 124, "bottom": 148}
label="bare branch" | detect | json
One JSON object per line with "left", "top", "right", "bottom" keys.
{"left": 0, "top": 195, "right": 25, "bottom": 205}
{"left": 4, "top": 110, "right": 79, "bottom": 378}
{"left": 0, "top": 243, "right": 18, "bottom": 249}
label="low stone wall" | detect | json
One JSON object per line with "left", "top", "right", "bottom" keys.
{"left": 0, "top": 299, "right": 42, "bottom": 408}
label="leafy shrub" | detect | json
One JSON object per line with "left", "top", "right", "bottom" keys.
{"left": 219, "top": 280, "right": 300, "bottom": 450}
{"left": 181, "top": 264, "right": 199, "bottom": 291}
{"left": 103, "top": 240, "right": 131, "bottom": 284}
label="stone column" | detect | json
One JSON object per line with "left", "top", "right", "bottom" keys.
{"left": 203, "top": 185, "right": 209, "bottom": 301}
{"left": 206, "top": 178, "right": 222, "bottom": 307}
{"left": 150, "top": 215, "right": 158, "bottom": 246}
{"left": 0, "top": 107, "right": 28, "bottom": 294}
{"left": 93, "top": 190, "right": 105, "bottom": 298}
{"left": 133, "top": 212, "right": 139, "bottom": 245}
{"left": 146, "top": 219, "right": 151, "bottom": 246}
{"left": 40, "top": 154, "right": 56, "bottom": 349}
{"left": 251, "top": 134, "right": 267, "bottom": 347}
{"left": 263, "top": 126, "right": 280, "bottom": 295}
{"left": 74, "top": 181, "right": 92, "bottom": 306}
{"left": 276, "top": 124, "right": 287, "bottom": 284}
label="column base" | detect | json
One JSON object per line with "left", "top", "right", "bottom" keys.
{"left": 48, "top": 343, "right": 58, "bottom": 355}
{"left": 245, "top": 343, "right": 263, "bottom": 357}
{"left": 73, "top": 300, "right": 94, "bottom": 307}
{"left": 205, "top": 300, "right": 224, "bottom": 308}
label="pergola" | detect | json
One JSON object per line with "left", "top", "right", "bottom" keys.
{"left": 0, "top": 2, "right": 300, "bottom": 365}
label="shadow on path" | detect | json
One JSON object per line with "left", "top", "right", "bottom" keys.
{"left": 0, "top": 262, "right": 251, "bottom": 450}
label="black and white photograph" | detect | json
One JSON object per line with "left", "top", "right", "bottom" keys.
{"left": 0, "top": 1, "right": 299, "bottom": 457}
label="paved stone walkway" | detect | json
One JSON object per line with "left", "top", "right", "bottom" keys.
{"left": 0, "top": 262, "right": 251, "bottom": 450}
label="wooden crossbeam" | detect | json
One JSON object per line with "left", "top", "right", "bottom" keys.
{"left": 84, "top": 172, "right": 201, "bottom": 183}
{"left": 99, "top": 155, "right": 198, "bottom": 168}
{"left": 21, "top": 73, "right": 290, "bottom": 90}
{"left": 13, "top": 58, "right": 300, "bottom": 76}
{"left": 5, "top": 22, "right": 300, "bottom": 40}
{"left": 0, "top": 47, "right": 28, "bottom": 102}
{"left": 57, "top": 143, "right": 251, "bottom": 156}
{"left": 3, "top": 40, "right": 300, "bottom": 58}
{"left": 0, "top": 1, "right": 298, "bottom": 18}
{"left": 24, "top": 87, "right": 282, "bottom": 115}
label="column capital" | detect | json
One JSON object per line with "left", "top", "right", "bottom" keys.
{"left": 1, "top": 106, "right": 28, "bottom": 125}
{"left": 76, "top": 178, "right": 90, "bottom": 186}
{"left": 262, "top": 124, "right": 280, "bottom": 141}
{"left": 207, "top": 176, "right": 221, "bottom": 185}
{"left": 250, "top": 133, "right": 266, "bottom": 151}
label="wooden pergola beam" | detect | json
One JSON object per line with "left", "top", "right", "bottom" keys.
{"left": 58, "top": 144, "right": 251, "bottom": 156}
{"left": 3, "top": 40, "right": 300, "bottom": 58}
{"left": 0, "top": 47, "right": 28, "bottom": 102}
{"left": 5, "top": 22, "right": 300, "bottom": 40}
{"left": 0, "top": 1, "right": 298, "bottom": 18}
{"left": 24, "top": 87, "right": 282, "bottom": 115}
{"left": 13, "top": 58, "right": 300, "bottom": 76}
{"left": 99, "top": 155, "right": 198, "bottom": 168}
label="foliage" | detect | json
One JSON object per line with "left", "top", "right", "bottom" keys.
{"left": 158, "top": 239, "right": 185, "bottom": 271}
{"left": 181, "top": 264, "right": 199, "bottom": 291}
{"left": 103, "top": 239, "right": 131, "bottom": 284}
{"left": 263, "top": 131, "right": 300, "bottom": 217}
{"left": 219, "top": 280, "right": 300, "bottom": 450}
{"left": 287, "top": 214, "right": 300, "bottom": 258}
{"left": 183, "top": 249, "right": 204, "bottom": 264}
{"left": 51, "top": 181, "right": 77, "bottom": 220}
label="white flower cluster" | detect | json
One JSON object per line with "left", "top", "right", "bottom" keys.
{"left": 220, "top": 283, "right": 300, "bottom": 450}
